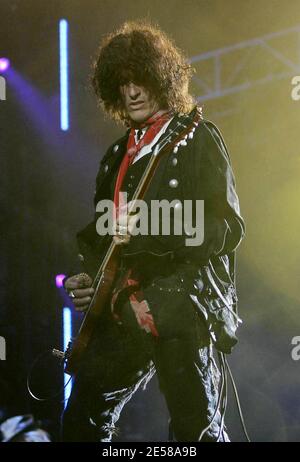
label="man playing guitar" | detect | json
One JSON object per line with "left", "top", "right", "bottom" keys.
{"left": 61, "top": 20, "right": 245, "bottom": 442}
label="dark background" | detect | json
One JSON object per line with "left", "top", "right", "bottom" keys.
{"left": 1, "top": 0, "right": 300, "bottom": 442}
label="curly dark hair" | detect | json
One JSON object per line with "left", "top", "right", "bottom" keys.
{"left": 91, "top": 20, "right": 196, "bottom": 124}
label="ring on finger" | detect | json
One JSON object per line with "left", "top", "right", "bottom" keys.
{"left": 69, "top": 290, "right": 76, "bottom": 299}
{"left": 118, "top": 226, "right": 127, "bottom": 235}
{"left": 117, "top": 233, "right": 128, "bottom": 240}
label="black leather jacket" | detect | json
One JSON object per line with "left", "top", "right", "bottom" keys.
{"left": 77, "top": 106, "right": 245, "bottom": 353}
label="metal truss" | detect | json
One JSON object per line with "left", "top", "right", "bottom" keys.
{"left": 190, "top": 25, "right": 300, "bottom": 102}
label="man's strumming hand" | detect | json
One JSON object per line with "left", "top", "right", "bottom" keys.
{"left": 113, "top": 204, "right": 139, "bottom": 246}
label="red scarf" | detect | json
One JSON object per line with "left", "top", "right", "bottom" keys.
{"left": 113, "top": 110, "right": 172, "bottom": 210}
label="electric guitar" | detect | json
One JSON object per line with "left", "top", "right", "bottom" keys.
{"left": 52, "top": 106, "right": 203, "bottom": 375}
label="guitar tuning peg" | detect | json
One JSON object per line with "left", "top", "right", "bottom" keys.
{"left": 180, "top": 140, "right": 187, "bottom": 146}
{"left": 188, "top": 132, "right": 194, "bottom": 139}
{"left": 173, "top": 146, "right": 179, "bottom": 154}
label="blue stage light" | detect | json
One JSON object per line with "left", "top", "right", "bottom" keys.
{"left": 63, "top": 307, "right": 72, "bottom": 406}
{"left": 59, "top": 20, "right": 69, "bottom": 131}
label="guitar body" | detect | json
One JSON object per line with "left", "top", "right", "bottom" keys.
{"left": 64, "top": 246, "right": 120, "bottom": 375}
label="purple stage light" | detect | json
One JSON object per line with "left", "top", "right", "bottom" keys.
{"left": 56, "top": 274, "right": 66, "bottom": 288}
{"left": 0, "top": 58, "right": 10, "bottom": 73}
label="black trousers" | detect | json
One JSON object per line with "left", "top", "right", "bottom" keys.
{"left": 61, "top": 278, "right": 229, "bottom": 442}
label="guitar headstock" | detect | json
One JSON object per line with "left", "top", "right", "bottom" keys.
{"left": 153, "top": 105, "right": 203, "bottom": 157}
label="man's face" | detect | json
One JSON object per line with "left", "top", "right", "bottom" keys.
{"left": 120, "top": 82, "right": 160, "bottom": 123}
